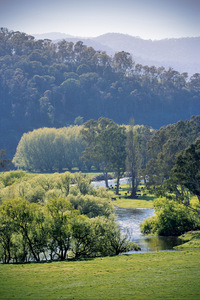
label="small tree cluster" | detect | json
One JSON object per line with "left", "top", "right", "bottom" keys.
{"left": 0, "top": 171, "right": 138, "bottom": 263}
{"left": 141, "top": 197, "right": 199, "bottom": 236}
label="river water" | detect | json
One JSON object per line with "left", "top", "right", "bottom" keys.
{"left": 115, "top": 207, "right": 183, "bottom": 253}
{"left": 92, "top": 178, "right": 183, "bottom": 253}
{"left": 92, "top": 177, "right": 131, "bottom": 188}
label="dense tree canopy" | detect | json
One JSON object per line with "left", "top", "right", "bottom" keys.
{"left": 146, "top": 116, "right": 200, "bottom": 186}
{"left": 170, "top": 137, "right": 200, "bottom": 205}
{"left": 12, "top": 126, "right": 85, "bottom": 172}
{"left": 0, "top": 150, "right": 10, "bottom": 171}
{"left": 0, "top": 171, "right": 138, "bottom": 263}
{"left": 81, "top": 118, "right": 126, "bottom": 192}
{"left": 0, "top": 28, "right": 200, "bottom": 158}
{"left": 142, "top": 118, "right": 200, "bottom": 236}
{"left": 141, "top": 197, "right": 199, "bottom": 236}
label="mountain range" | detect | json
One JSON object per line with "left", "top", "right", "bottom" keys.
{"left": 33, "top": 32, "right": 200, "bottom": 76}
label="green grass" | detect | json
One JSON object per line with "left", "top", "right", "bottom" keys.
{"left": 112, "top": 184, "right": 155, "bottom": 209}
{"left": 175, "top": 231, "right": 200, "bottom": 250}
{"left": 0, "top": 250, "right": 199, "bottom": 299}
{"left": 114, "top": 198, "right": 154, "bottom": 209}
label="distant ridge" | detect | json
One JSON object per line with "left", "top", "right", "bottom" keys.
{"left": 31, "top": 32, "right": 200, "bottom": 76}
{"left": 33, "top": 32, "right": 74, "bottom": 40}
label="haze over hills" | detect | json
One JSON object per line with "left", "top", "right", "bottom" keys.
{"left": 33, "top": 32, "right": 200, "bottom": 76}
{"left": 1, "top": 28, "right": 200, "bottom": 158}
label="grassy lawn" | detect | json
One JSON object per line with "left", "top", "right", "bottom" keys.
{"left": 114, "top": 198, "right": 154, "bottom": 209}
{"left": 175, "top": 231, "right": 200, "bottom": 250}
{"left": 0, "top": 250, "right": 199, "bottom": 299}
{"left": 112, "top": 184, "right": 155, "bottom": 209}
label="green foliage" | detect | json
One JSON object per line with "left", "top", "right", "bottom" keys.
{"left": 171, "top": 137, "right": 200, "bottom": 203}
{"left": 0, "top": 170, "right": 28, "bottom": 187}
{"left": 0, "top": 150, "right": 10, "bottom": 171}
{"left": 125, "top": 121, "right": 141, "bottom": 197}
{"left": 148, "top": 136, "right": 200, "bottom": 227}
{"left": 81, "top": 117, "right": 126, "bottom": 192}
{"left": 141, "top": 197, "right": 199, "bottom": 236}
{"left": 0, "top": 171, "right": 71, "bottom": 204}
{"left": 67, "top": 194, "right": 113, "bottom": 218}
{"left": 0, "top": 198, "right": 48, "bottom": 262}
{"left": 71, "top": 215, "right": 137, "bottom": 258}
{"left": 175, "top": 230, "right": 200, "bottom": 250}
{"left": 146, "top": 116, "right": 200, "bottom": 185}
{"left": 72, "top": 172, "right": 92, "bottom": 195}
{"left": 0, "top": 171, "right": 135, "bottom": 262}
{"left": 1, "top": 28, "right": 200, "bottom": 164}
{"left": 12, "top": 126, "right": 85, "bottom": 172}
{"left": 46, "top": 197, "right": 78, "bottom": 260}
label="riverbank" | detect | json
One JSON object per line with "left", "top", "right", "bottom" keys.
{"left": 113, "top": 186, "right": 200, "bottom": 252}
{"left": 0, "top": 250, "right": 199, "bottom": 299}
{"left": 111, "top": 184, "right": 155, "bottom": 209}
{"left": 114, "top": 198, "right": 154, "bottom": 209}
{"left": 175, "top": 231, "right": 200, "bottom": 250}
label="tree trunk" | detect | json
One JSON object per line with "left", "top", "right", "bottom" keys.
{"left": 130, "top": 171, "right": 137, "bottom": 198}
{"left": 116, "top": 172, "right": 120, "bottom": 195}
{"left": 104, "top": 170, "right": 109, "bottom": 188}
{"left": 22, "top": 227, "right": 40, "bottom": 262}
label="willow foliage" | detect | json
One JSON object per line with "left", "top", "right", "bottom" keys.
{"left": 12, "top": 126, "right": 85, "bottom": 172}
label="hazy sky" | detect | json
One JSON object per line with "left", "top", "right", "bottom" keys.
{"left": 0, "top": 0, "right": 200, "bottom": 39}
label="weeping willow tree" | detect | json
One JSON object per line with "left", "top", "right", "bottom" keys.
{"left": 12, "top": 126, "right": 85, "bottom": 172}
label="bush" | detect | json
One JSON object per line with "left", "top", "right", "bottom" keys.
{"left": 67, "top": 194, "right": 114, "bottom": 218}
{"left": 141, "top": 198, "right": 199, "bottom": 236}
{"left": 0, "top": 170, "right": 28, "bottom": 187}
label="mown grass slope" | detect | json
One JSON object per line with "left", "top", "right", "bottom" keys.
{"left": 0, "top": 250, "right": 199, "bottom": 299}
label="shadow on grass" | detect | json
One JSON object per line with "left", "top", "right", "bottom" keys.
{"left": 118, "top": 195, "right": 155, "bottom": 202}
{"left": 9, "top": 256, "right": 96, "bottom": 265}
{"left": 137, "top": 195, "right": 156, "bottom": 201}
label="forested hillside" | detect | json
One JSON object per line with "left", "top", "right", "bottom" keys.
{"left": 0, "top": 28, "right": 200, "bottom": 158}
{"left": 34, "top": 32, "right": 200, "bottom": 76}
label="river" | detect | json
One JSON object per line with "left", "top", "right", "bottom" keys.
{"left": 115, "top": 207, "right": 183, "bottom": 253}
{"left": 91, "top": 177, "right": 131, "bottom": 188}
{"left": 92, "top": 178, "right": 183, "bottom": 253}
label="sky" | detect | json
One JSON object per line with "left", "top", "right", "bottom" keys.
{"left": 0, "top": 0, "right": 200, "bottom": 40}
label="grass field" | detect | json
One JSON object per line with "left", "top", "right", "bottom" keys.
{"left": 0, "top": 173, "right": 199, "bottom": 299}
{"left": 111, "top": 184, "right": 155, "bottom": 209}
{"left": 0, "top": 250, "right": 199, "bottom": 299}
{"left": 114, "top": 198, "right": 154, "bottom": 209}
{"left": 175, "top": 231, "right": 200, "bottom": 250}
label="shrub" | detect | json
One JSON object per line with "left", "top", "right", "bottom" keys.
{"left": 141, "top": 197, "right": 199, "bottom": 236}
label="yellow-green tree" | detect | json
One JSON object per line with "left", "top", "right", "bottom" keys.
{"left": 13, "top": 126, "right": 85, "bottom": 172}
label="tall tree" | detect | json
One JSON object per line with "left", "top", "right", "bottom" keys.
{"left": 0, "top": 150, "right": 10, "bottom": 171}
{"left": 125, "top": 122, "right": 141, "bottom": 197}
{"left": 171, "top": 138, "right": 200, "bottom": 206}
{"left": 101, "top": 124, "right": 126, "bottom": 194}
{"left": 146, "top": 116, "right": 200, "bottom": 187}
{"left": 81, "top": 118, "right": 126, "bottom": 191}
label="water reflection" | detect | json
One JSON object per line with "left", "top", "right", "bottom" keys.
{"left": 115, "top": 207, "right": 183, "bottom": 253}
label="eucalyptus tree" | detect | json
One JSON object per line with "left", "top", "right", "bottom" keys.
{"left": 146, "top": 116, "right": 200, "bottom": 187}
{"left": 81, "top": 118, "right": 126, "bottom": 192}
{"left": 125, "top": 123, "right": 141, "bottom": 197}
{"left": 170, "top": 137, "right": 200, "bottom": 207}
{"left": 0, "top": 150, "right": 10, "bottom": 171}
{"left": 113, "top": 51, "right": 134, "bottom": 75}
